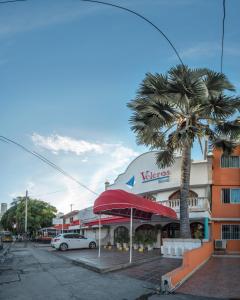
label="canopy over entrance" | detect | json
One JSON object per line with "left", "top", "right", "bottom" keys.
{"left": 93, "top": 189, "right": 177, "bottom": 220}
{"left": 93, "top": 189, "right": 177, "bottom": 263}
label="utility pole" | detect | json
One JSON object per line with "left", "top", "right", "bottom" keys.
{"left": 25, "top": 190, "right": 28, "bottom": 235}
{"left": 70, "top": 204, "right": 73, "bottom": 212}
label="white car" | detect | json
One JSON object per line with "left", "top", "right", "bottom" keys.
{"left": 51, "top": 233, "right": 97, "bottom": 251}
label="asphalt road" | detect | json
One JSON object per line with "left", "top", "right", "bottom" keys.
{"left": 0, "top": 242, "right": 222, "bottom": 300}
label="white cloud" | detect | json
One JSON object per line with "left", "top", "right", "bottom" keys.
{"left": 32, "top": 133, "right": 104, "bottom": 155}
{"left": 29, "top": 133, "right": 140, "bottom": 213}
{"left": 178, "top": 42, "right": 240, "bottom": 60}
{"left": 0, "top": 4, "right": 101, "bottom": 38}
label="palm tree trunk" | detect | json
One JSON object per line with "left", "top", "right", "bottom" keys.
{"left": 180, "top": 143, "right": 191, "bottom": 238}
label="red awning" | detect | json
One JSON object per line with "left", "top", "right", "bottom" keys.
{"left": 93, "top": 189, "right": 177, "bottom": 220}
{"left": 86, "top": 216, "right": 130, "bottom": 227}
{"left": 70, "top": 220, "right": 81, "bottom": 226}
{"left": 54, "top": 224, "right": 69, "bottom": 230}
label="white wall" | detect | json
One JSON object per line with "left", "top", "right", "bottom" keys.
{"left": 108, "top": 151, "right": 211, "bottom": 196}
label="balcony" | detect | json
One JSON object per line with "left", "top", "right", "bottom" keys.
{"left": 160, "top": 197, "right": 211, "bottom": 213}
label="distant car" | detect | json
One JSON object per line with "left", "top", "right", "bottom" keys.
{"left": 2, "top": 232, "right": 13, "bottom": 242}
{"left": 51, "top": 233, "right": 97, "bottom": 251}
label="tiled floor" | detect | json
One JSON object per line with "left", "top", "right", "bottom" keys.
{"left": 50, "top": 247, "right": 162, "bottom": 268}
{"left": 117, "top": 257, "right": 182, "bottom": 285}
{"left": 177, "top": 257, "right": 240, "bottom": 298}
{"left": 48, "top": 246, "right": 181, "bottom": 280}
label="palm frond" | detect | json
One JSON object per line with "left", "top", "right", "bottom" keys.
{"left": 203, "top": 71, "right": 235, "bottom": 97}
{"left": 200, "top": 95, "right": 239, "bottom": 120}
{"left": 155, "top": 150, "right": 175, "bottom": 168}
{"left": 209, "top": 138, "right": 238, "bottom": 155}
{"left": 215, "top": 118, "right": 240, "bottom": 140}
{"left": 138, "top": 73, "right": 169, "bottom": 97}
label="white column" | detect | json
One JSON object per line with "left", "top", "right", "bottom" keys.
{"left": 129, "top": 208, "right": 133, "bottom": 263}
{"left": 98, "top": 214, "right": 101, "bottom": 258}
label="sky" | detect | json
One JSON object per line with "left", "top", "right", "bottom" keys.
{"left": 0, "top": 0, "right": 240, "bottom": 213}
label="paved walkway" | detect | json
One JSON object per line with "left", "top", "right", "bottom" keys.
{"left": 48, "top": 246, "right": 166, "bottom": 272}
{"left": 177, "top": 256, "right": 240, "bottom": 298}
{"left": 117, "top": 257, "right": 182, "bottom": 285}
{"left": 46, "top": 245, "right": 182, "bottom": 284}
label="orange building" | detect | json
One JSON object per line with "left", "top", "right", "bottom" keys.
{"left": 212, "top": 147, "right": 240, "bottom": 253}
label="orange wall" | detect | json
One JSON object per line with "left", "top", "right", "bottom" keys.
{"left": 164, "top": 242, "right": 213, "bottom": 290}
{"left": 212, "top": 148, "right": 240, "bottom": 218}
{"left": 212, "top": 147, "right": 240, "bottom": 187}
{"left": 212, "top": 186, "right": 240, "bottom": 218}
{"left": 211, "top": 147, "right": 240, "bottom": 252}
{"left": 212, "top": 221, "right": 240, "bottom": 253}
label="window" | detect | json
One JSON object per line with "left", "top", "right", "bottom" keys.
{"left": 64, "top": 234, "right": 74, "bottom": 238}
{"left": 222, "top": 225, "right": 240, "bottom": 240}
{"left": 221, "top": 156, "right": 240, "bottom": 168}
{"left": 222, "top": 188, "right": 240, "bottom": 204}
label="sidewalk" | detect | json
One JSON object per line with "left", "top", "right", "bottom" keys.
{"left": 176, "top": 257, "right": 240, "bottom": 298}
{"left": 50, "top": 247, "right": 167, "bottom": 273}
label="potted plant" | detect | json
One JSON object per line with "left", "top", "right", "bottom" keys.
{"left": 145, "top": 232, "right": 157, "bottom": 251}
{"left": 137, "top": 232, "right": 144, "bottom": 252}
{"left": 107, "top": 241, "right": 112, "bottom": 250}
{"left": 123, "top": 238, "right": 129, "bottom": 250}
{"left": 145, "top": 236, "right": 154, "bottom": 251}
{"left": 122, "top": 231, "right": 130, "bottom": 250}
{"left": 115, "top": 236, "right": 122, "bottom": 249}
{"left": 133, "top": 235, "right": 139, "bottom": 250}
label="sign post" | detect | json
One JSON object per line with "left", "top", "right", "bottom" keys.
{"left": 52, "top": 218, "right": 64, "bottom": 234}
{"left": 129, "top": 207, "right": 133, "bottom": 263}
{"left": 98, "top": 214, "right": 101, "bottom": 258}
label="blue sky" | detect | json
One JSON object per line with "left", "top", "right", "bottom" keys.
{"left": 1, "top": 0, "right": 240, "bottom": 213}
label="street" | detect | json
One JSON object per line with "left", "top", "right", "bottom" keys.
{"left": 0, "top": 242, "right": 221, "bottom": 300}
{"left": 0, "top": 242, "right": 147, "bottom": 300}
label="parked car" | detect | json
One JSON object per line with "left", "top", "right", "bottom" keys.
{"left": 1, "top": 232, "right": 13, "bottom": 242}
{"left": 51, "top": 233, "right": 97, "bottom": 251}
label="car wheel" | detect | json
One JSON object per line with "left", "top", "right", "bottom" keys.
{"left": 59, "top": 243, "right": 68, "bottom": 251}
{"left": 89, "top": 242, "right": 96, "bottom": 249}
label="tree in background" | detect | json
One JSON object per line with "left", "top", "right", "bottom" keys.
{"left": 128, "top": 65, "right": 240, "bottom": 238}
{"left": 1, "top": 197, "right": 57, "bottom": 235}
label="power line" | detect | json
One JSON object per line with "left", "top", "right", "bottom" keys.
{"left": 0, "top": 135, "right": 98, "bottom": 196}
{"left": 0, "top": 0, "right": 184, "bottom": 66}
{"left": 78, "top": 0, "right": 184, "bottom": 66}
{"left": 220, "top": 0, "right": 226, "bottom": 73}
{"left": 0, "top": 0, "right": 27, "bottom": 3}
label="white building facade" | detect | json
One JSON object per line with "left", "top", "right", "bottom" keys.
{"left": 79, "top": 151, "right": 212, "bottom": 248}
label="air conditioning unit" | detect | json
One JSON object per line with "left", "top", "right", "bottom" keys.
{"left": 215, "top": 239, "right": 227, "bottom": 249}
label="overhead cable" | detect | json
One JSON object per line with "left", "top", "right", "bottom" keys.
{"left": 0, "top": 0, "right": 184, "bottom": 66}
{"left": 0, "top": 135, "right": 98, "bottom": 196}
{"left": 220, "top": 0, "right": 226, "bottom": 73}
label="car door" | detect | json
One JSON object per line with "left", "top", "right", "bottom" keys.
{"left": 63, "top": 234, "right": 75, "bottom": 249}
{"left": 73, "top": 234, "right": 88, "bottom": 248}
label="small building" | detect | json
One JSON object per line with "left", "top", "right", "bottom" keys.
{"left": 76, "top": 151, "right": 212, "bottom": 249}
{"left": 212, "top": 147, "right": 240, "bottom": 253}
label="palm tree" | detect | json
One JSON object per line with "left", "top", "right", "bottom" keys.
{"left": 128, "top": 65, "right": 240, "bottom": 238}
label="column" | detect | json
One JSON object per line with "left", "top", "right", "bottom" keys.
{"left": 204, "top": 217, "right": 209, "bottom": 240}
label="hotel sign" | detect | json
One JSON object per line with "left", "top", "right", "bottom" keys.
{"left": 140, "top": 170, "right": 170, "bottom": 183}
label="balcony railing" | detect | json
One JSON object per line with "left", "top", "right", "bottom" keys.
{"left": 159, "top": 197, "right": 210, "bottom": 212}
